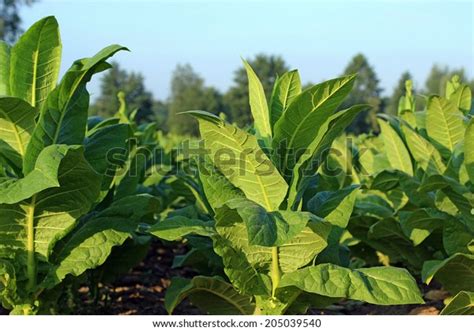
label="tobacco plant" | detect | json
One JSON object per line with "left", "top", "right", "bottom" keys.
{"left": 341, "top": 78, "right": 474, "bottom": 313}
{"left": 0, "top": 17, "right": 158, "bottom": 314}
{"left": 149, "top": 63, "right": 423, "bottom": 314}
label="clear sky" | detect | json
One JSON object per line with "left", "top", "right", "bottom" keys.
{"left": 21, "top": 0, "right": 473, "bottom": 100}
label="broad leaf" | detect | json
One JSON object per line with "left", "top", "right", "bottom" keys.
{"left": 401, "top": 123, "right": 446, "bottom": 175}
{"left": 279, "top": 263, "right": 423, "bottom": 305}
{"left": 273, "top": 75, "right": 356, "bottom": 173}
{"left": 440, "top": 291, "right": 474, "bottom": 315}
{"left": 165, "top": 276, "right": 255, "bottom": 315}
{"left": 217, "top": 198, "right": 312, "bottom": 247}
{"left": 0, "top": 97, "right": 37, "bottom": 158}
{"left": 23, "top": 44, "right": 127, "bottom": 174}
{"left": 377, "top": 119, "right": 413, "bottom": 175}
{"left": 189, "top": 111, "right": 288, "bottom": 211}
{"left": 0, "top": 146, "right": 101, "bottom": 262}
{"left": 10, "top": 16, "right": 61, "bottom": 109}
{"left": 287, "top": 105, "right": 368, "bottom": 209}
{"left": 42, "top": 194, "right": 158, "bottom": 288}
{"left": 0, "top": 145, "right": 79, "bottom": 204}
{"left": 426, "top": 96, "right": 465, "bottom": 158}
{"left": 149, "top": 216, "right": 214, "bottom": 241}
{"left": 269, "top": 70, "right": 301, "bottom": 128}
{"left": 422, "top": 253, "right": 474, "bottom": 294}
{"left": 399, "top": 209, "right": 445, "bottom": 246}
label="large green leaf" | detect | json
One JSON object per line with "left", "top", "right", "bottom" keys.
{"left": 165, "top": 276, "right": 255, "bottom": 315}
{"left": 215, "top": 210, "right": 330, "bottom": 274}
{"left": 0, "top": 145, "right": 80, "bottom": 204}
{"left": 212, "top": 232, "right": 271, "bottom": 297}
{"left": 42, "top": 194, "right": 158, "bottom": 289}
{"left": 287, "top": 105, "right": 367, "bottom": 209}
{"left": 23, "top": 45, "right": 127, "bottom": 174}
{"left": 273, "top": 75, "right": 356, "bottom": 173}
{"left": 0, "top": 97, "right": 37, "bottom": 158}
{"left": 308, "top": 186, "right": 358, "bottom": 265}
{"left": 0, "top": 42, "right": 10, "bottom": 95}
{"left": 440, "top": 291, "right": 474, "bottom": 315}
{"left": 10, "top": 16, "right": 61, "bottom": 109}
{"left": 269, "top": 70, "right": 301, "bottom": 128}
{"left": 189, "top": 111, "right": 287, "bottom": 211}
{"left": 399, "top": 209, "right": 446, "bottom": 246}
{"left": 401, "top": 123, "right": 446, "bottom": 175}
{"left": 465, "top": 119, "right": 474, "bottom": 184}
{"left": 149, "top": 216, "right": 214, "bottom": 241}
{"left": 426, "top": 96, "right": 465, "bottom": 158}
{"left": 279, "top": 263, "right": 423, "bottom": 305}
{"left": 378, "top": 119, "right": 413, "bottom": 175}
{"left": 0, "top": 146, "right": 100, "bottom": 263}
{"left": 422, "top": 254, "right": 474, "bottom": 294}
{"left": 198, "top": 158, "right": 245, "bottom": 211}
{"left": 217, "top": 198, "right": 312, "bottom": 247}
{"left": 242, "top": 59, "right": 271, "bottom": 143}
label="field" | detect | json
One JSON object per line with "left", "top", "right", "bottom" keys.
{"left": 0, "top": 16, "right": 473, "bottom": 316}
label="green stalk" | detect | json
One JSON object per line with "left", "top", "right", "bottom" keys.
{"left": 26, "top": 194, "right": 37, "bottom": 291}
{"left": 271, "top": 246, "right": 280, "bottom": 298}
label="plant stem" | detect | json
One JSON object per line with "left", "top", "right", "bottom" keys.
{"left": 26, "top": 195, "right": 37, "bottom": 291}
{"left": 271, "top": 246, "right": 280, "bottom": 298}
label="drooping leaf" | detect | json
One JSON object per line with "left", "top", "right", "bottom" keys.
{"left": 422, "top": 254, "right": 474, "bottom": 294}
{"left": 242, "top": 59, "right": 271, "bottom": 143}
{"left": 10, "top": 16, "right": 62, "bottom": 109}
{"left": 279, "top": 263, "right": 423, "bottom": 305}
{"left": 0, "top": 145, "right": 80, "bottom": 204}
{"left": 269, "top": 70, "right": 301, "bottom": 128}
{"left": 149, "top": 216, "right": 214, "bottom": 241}
{"left": 42, "top": 194, "right": 158, "bottom": 288}
{"left": 440, "top": 291, "right": 474, "bottom": 315}
{"left": 399, "top": 209, "right": 445, "bottom": 246}
{"left": 0, "top": 97, "right": 37, "bottom": 157}
{"left": 165, "top": 276, "right": 255, "bottom": 315}
{"left": 188, "top": 110, "right": 288, "bottom": 211}
{"left": 0, "top": 146, "right": 101, "bottom": 262}
{"left": 377, "top": 119, "right": 413, "bottom": 175}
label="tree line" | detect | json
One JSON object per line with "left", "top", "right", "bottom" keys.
{"left": 89, "top": 54, "right": 474, "bottom": 135}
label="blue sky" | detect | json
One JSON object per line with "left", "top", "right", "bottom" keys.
{"left": 22, "top": 0, "right": 473, "bottom": 100}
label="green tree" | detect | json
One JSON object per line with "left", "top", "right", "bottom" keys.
{"left": 387, "top": 71, "right": 413, "bottom": 116}
{"left": 341, "top": 53, "right": 383, "bottom": 134}
{"left": 92, "top": 62, "right": 155, "bottom": 123}
{"left": 167, "top": 64, "right": 224, "bottom": 135}
{"left": 224, "top": 54, "right": 289, "bottom": 127}
{"left": 0, "top": 0, "right": 36, "bottom": 43}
